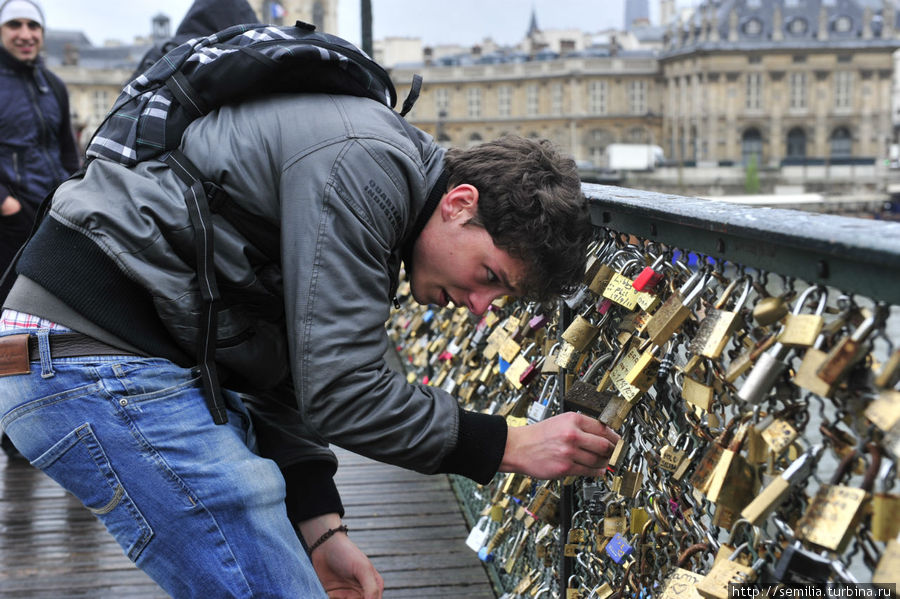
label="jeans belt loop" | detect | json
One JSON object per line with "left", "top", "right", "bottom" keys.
{"left": 36, "top": 328, "right": 55, "bottom": 379}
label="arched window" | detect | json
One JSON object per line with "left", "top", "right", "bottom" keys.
{"left": 830, "top": 127, "right": 852, "bottom": 157}
{"left": 741, "top": 128, "right": 762, "bottom": 165}
{"left": 786, "top": 127, "right": 806, "bottom": 158}
{"left": 467, "top": 132, "right": 483, "bottom": 148}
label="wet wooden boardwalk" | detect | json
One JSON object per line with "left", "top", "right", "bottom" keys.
{"left": 0, "top": 447, "right": 496, "bottom": 598}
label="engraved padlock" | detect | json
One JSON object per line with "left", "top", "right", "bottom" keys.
{"left": 689, "top": 276, "right": 752, "bottom": 359}
{"left": 563, "top": 353, "right": 615, "bottom": 417}
{"left": 816, "top": 303, "right": 888, "bottom": 385}
{"left": 644, "top": 269, "right": 711, "bottom": 346}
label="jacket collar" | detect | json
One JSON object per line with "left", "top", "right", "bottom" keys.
{"left": 401, "top": 167, "right": 448, "bottom": 270}
{"left": 0, "top": 45, "right": 41, "bottom": 74}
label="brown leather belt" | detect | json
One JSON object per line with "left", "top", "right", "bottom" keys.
{"left": 0, "top": 333, "right": 138, "bottom": 376}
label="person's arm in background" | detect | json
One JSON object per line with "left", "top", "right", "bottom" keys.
{"left": 54, "top": 78, "right": 80, "bottom": 174}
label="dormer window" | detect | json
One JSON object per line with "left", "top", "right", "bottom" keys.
{"left": 787, "top": 17, "right": 808, "bottom": 35}
{"left": 743, "top": 18, "right": 764, "bottom": 36}
{"left": 832, "top": 15, "right": 853, "bottom": 33}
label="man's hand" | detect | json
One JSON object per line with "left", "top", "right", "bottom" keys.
{"left": 499, "top": 412, "right": 620, "bottom": 479}
{"left": 299, "top": 513, "right": 384, "bottom": 599}
{"left": 1, "top": 195, "right": 21, "bottom": 216}
{"left": 310, "top": 532, "right": 384, "bottom": 599}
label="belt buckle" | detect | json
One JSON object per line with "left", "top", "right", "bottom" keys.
{"left": 0, "top": 334, "right": 31, "bottom": 376}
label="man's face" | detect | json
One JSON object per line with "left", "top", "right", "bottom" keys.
{"left": 1, "top": 18, "right": 43, "bottom": 63}
{"left": 409, "top": 184, "right": 526, "bottom": 316}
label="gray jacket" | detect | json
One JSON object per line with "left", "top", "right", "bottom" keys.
{"left": 14, "top": 93, "right": 506, "bottom": 483}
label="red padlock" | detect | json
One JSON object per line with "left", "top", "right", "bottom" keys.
{"left": 632, "top": 255, "right": 666, "bottom": 292}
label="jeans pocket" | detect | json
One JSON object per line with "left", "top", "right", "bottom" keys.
{"left": 31, "top": 422, "right": 154, "bottom": 561}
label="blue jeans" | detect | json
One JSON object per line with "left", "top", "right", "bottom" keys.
{"left": 0, "top": 330, "right": 327, "bottom": 599}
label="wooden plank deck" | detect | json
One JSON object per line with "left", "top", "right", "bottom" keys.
{"left": 0, "top": 446, "right": 496, "bottom": 598}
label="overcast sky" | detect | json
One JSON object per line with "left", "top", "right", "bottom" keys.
{"left": 37, "top": 0, "right": 684, "bottom": 48}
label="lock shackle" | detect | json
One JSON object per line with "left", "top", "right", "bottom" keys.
{"left": 791, "top": 284, "right": 827, "bottom": 316}
{"left": 677, "top": 268, "right": 704, "bottom": 295}
{"left": 850, "top": 302, "right": 891, "bottom": 342}
{"left": 727, "top": 518, "right": 761, "bottom": 549}
{"left": 583, "top": 352, "right": 614, "bottom": 382}
{"left": 539, "top": 375, "right": 558, "bottom": 401}
{"left": 726, "top": 541, "right": 760, "bottom": 564}
{"left": 732, "top": 276, "right": 753, "bottom": 312}
{"left": 829, "top": 442, "right": 882, "bottom": 489}
{"left": 682, "top": 271, "right": 712, "bottom": 305}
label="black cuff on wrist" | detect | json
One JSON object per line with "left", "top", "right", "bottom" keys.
{"left": 282, "top": 460, "right": 345, "bottom": 527}
{"left": 436, "top": 406, "right": 507, "bottom": 484}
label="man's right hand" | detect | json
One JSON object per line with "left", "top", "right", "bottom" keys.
{"left": 1, "top": 196, "right": 21, "bottom": 216}
{"left": 499, "top": 412, "right": 620, "bottom": 479}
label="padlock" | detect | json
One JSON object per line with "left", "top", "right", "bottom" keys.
{"left": 771, "top": 540, "right": 833, "bottom": 584}
{"left": 603, "top": 501, "right": 628, "bottom": 537}
{"left": 682, "top": 364, "right": 716, "bottom": 411}
{"left": 696, "top": 544, "right": 763, "bottom": 599}
{"left": 625, "top": 343, "right": 663, "bottom": 392}
{"left": 602, "top": 258, "right": 645, "bottom": 311}
{"left": 705, "top": 423, "right": 758, "bottom": 508}
{"left": 598, "top": 393, "right": 633, "bottom": 431}
{"left": 741, "top": 444, "right": 823, "bottom": 526}
{"left": 735, "top": 335, "right": 793, "bottom": 404}
{"left": 660, "top": 434, "right": 691, "bottom": 473}
{"left": 465, "top": 516, "right": 491, "bottom": 551}
{"left": 792, "top": 324, "right": 837, "bottom": 398}
{"left": 504, "top": 342, "right": 541, "bottom": 390}
{"left": 724, "top": 331, "right": 777, "bottom": 383}
{"left": 778, "top": 285, "right": 828, "bottom": 348}
{"left": 668, "top": 443, "right": 699, "bottom": 482}
{"left": 632, "top": 253, "right": 667, "bottom": 292}
{"left": 873, "top": 539, "right": 900, "bottom": 588}
{"left": 752, "top": 293, "right": 790, "bottom": 327}
{"left": 565, "top": 575, "right": 584, "bottom": 599}
{"left": 609, "top": 344, "right": 647, "bottom": 403}
{"left": 560, "top": 307, "right": 601, "bottom": 353}
{"left": 816, "top": 303, "right": 889, "bottom": 385}
{"left": 527, "top": 377, "right": 558, "bottom": 424}
{"left": 866, "top": 389, "right": 900, "bottom": 433}
{"left": 563, "top": 354, "right": 615, "bottom": 417}
{"left": 659, "top": 568, "right": 705, "bottom": 599}
{"left": 689, "top": 276, "right": 752, "bottom": 359}
{"left": 875, "top": 348, "right": 900, "bottom": 389}
{"left": 795, "top": 446, "right": 876, "bottom": 553}
{"left": 644, "top": 270, "right": 711, "bottom": 346}
{"left": 501, "top": 528, "right": 528, "bottom": 574}
{"left": 759, "top": 417, "right": 799, "bottom": 457}
{"left": 477, "top": 516, "right": 512, "bottom": 562}
{"left": 604, "top": 532, "right": 634, "bottom": 564}
{"left": 614, "top": 454, "right": 644, "bottom": 498}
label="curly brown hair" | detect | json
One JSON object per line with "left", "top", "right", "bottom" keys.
{"left": 443, "top": 136, "right": 592, "bottom": 302}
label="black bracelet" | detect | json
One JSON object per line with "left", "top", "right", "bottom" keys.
{"left": 308, "top": 524, "right": 349, "bottom": 555}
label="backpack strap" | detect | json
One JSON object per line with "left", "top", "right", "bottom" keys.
{"left": 161, "top": 148, "right": 228, "bottom": 425}
{"left": 399, "top": 74, "right": 422, "bottom": 117}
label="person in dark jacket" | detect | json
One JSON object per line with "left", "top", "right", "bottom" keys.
{"left": 129, "top": 0, "right": 259, "bottom": 81}
{"left": 0, "top": 0, "right": 78, "bottom": 458}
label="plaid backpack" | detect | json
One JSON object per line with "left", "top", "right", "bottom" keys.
{"left": 82, "top": 21, "right": 422, "bottom": 425}
{"left": 86, "top": 20, "right": 418, "bottom": 165}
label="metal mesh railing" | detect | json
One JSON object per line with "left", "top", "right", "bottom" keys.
{"left": 385, "top": 184, "right": 900, "bottom": 598}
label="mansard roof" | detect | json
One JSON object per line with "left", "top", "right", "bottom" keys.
{"left": 662, "top": 0, "right": 900, "bottom": 57}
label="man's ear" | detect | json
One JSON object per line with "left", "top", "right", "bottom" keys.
{"left": 439, "top": 184, "right": 479, "bottom": 221}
